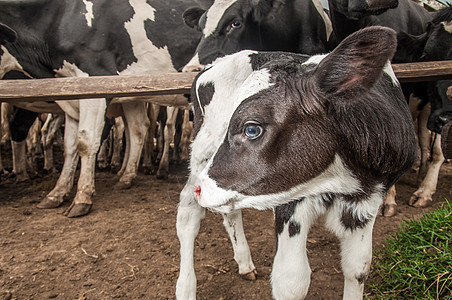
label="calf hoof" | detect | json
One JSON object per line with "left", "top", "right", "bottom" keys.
{"left": 409, "top": 195, "right": 433, "bottom": 208}
{"left": 63, "top": 203, "right": 92, "bottom": 218}
{"left": 37, "top": 197, "right": 63, "bottom": 209}
{"left": 240, "top": 269, "right": 258, "bottom": 281}
{"left": 383, "top": 204, "right": 397, "bottom": 217}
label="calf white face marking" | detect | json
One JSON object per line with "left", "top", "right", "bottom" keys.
{"left": 190, "top": 50, "right": 269, "bottom": 174}
{"left": 196, "top": 154, "right": 362, "bottom": 213}
{"left": 204, "top": 0, "right": 239, "bottom": 37}
{"left": 121, "top": 0, "right": 174, "bottom": 75}
{"left": 82, "top": 0, "right": 94, "bottom": 27}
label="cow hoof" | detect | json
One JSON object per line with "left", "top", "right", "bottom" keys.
{"left": 383, "top": 204, "right": 397, "bottom": 217}
{"left": 156, "top": 170, "right": 168, "bottom": 180}
{"left": 63, "top": 203, "right": 92, "bottom": 218}
{"left": 14, "top": 173, "right": 30, "bottom": 182}
{"left": 409, "top": 196, "right": 433, "bottom": 208}
{"left": 115, "top": 181, "right": 132, "bottom": 190}
{"left": 240, "top": 269, "right": 258, "bottom": 281}
{"left": 37, "top": 197, "right": 63, "bottom": 209}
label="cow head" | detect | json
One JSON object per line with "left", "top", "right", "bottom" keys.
{"left": 190, "top": 26, "right": 402, "bottom": 213}
{"left": 182, "top": 0, "right": 286, "bottom": 71}
{"left": 330, "top": 0, "right": 399, "bottom": 20}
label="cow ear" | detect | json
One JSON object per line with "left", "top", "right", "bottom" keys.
{"left": 313, "top": 26, "right": 397, "bottom": 99}
{"left": 0, "top": 23, "right": 17, "bottom": 44}
{"left": 183, "top": 7, "right": 205, "bottom": 30}
{"left": 396, "top": 31, "right": 427, "bottom": 61}
{"left": 250, "top": 0, "right": 283, "bottom": 22}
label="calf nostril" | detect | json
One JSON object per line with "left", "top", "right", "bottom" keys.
{"left": 194, "top": 185, "right": 201, "bottom": 198}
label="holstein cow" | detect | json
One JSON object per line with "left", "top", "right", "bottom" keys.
{"left": 181, "top": 0, "right": 336, "bottom": 72}
{"left": 0, "top": 0, "right": 202, "bottom": 217}
{"left": 176, "top": 26, "right": 416, "bottom": 299}
{"left": 327, "top": 0, "right": 452, "bottom": 214}
{"left": 396, "top": 5, "right": 452, "bottom": 207}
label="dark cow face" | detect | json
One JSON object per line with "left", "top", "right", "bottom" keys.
{"left": 183, "top": 0, "right": 272, "bottom": 69}
{"left": 330, "top": 0, "right": 399, "bottom": 20}
{"left": 190, "top": 26, "right": 408, "bottom": 213}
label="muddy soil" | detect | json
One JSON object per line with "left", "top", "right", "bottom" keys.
{"left": 0, "top": 144, "right": 451, "bottom": 300}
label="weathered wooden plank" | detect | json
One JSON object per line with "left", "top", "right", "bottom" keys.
{"left": 0, "top": 61, "right": 451, "bottom": 102}
{"left": 0, "top": 72, "right": 198, "bottom": 102}
{"left": 392, "top": 60, "right": 452, "bottom": 82}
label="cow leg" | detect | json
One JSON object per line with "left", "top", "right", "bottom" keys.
{"left": 111, "top": 117, "right": 125, "bottom": 173}
{"left": 221, "top": 210, "right": 257, "bottom": 279}
{"left": 409, "top": 135, "right": 445, "bottom": 207}
{"left": 142, "top": 104, "right": 158, "bottom": 174}
{"left": 382, "top": 185, "right": 397, "bottom": 217}
{"left": 117, "top": 116, "right": 129, "bottom": 178}
{"left": 176, "top": 179, "right": 206, "bottom": 300}
{"left": 63, "top": 99, "right": 106, "bottom": 217}
{"left": 25, "top": 117, "right": 42, "bottom": 178}
{"left": 97, "top": 130, "right": 110, "bottom": 170}
{"left": 115, "top": 102, "right": 149, "bottom": 189}
{"left": 172, "top": 109, "right": 183, "bottom": 164}
{"left": 1, "top": 103, "right": 12, "bottom": 144}
{"left": 272, "top": 201, "right": 318, "bottom": 300}
{"left": 38, "top": 114, "right": 79, "bottom": 209}
{"left": 180, "top": 109, "right": 192, "bottom": 161}
{"left": 11, "top": 140, "right": 29, "bottom": 182}
{"left": 41, "top": 114, "right": 61, "bottom": 174}
{"left": 10, "top": 107, "right": 39, "bottom": 182}
{"left": 157, "top": 106, "right": 178, "bottom": 179}
{"left": 416, "top": 103, "right": 432, "bottom": 181}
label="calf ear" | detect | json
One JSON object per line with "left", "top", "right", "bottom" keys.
{"left": 314, "top": 26, "right": 397, "bottom": 99}
{"left": 250, "top": 0, "right": 284, "bottom": 22}
{"left": 183, "top": 7, "right": 205, "bottom": 30}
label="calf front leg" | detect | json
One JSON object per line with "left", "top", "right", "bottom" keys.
{"left": 176, "top": 179, "right": 206, "bottom": 300}
{"left": 326, "top": 194, "right": 381, "bottom": 300}
{"left": 221, "top": 210, "right": 257, "bottom": 280}
{"left": 272, "top": 200, "right": 319, "bottom": 300}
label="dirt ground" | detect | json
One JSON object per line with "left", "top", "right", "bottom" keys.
{"left": 0, "top": 144, "right": 451, "bottom": 300}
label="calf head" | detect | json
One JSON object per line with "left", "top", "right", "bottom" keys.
{"left": 190, "top": 26, "right": 414, "bottom": 213}
{"left": 182, "top": 0, "right": 286, "bottom": 71}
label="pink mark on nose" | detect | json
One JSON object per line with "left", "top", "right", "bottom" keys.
{"left": 194, "top": 185, "right": 201, "bottom": 199}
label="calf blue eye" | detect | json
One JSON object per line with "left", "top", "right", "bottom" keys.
{"left": 232, "top": 21, "right": 241, "bottom": 28}
{"left": 244, "top": 123, "right": 263, "bottom": 140}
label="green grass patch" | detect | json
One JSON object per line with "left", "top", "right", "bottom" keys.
{"left": 368, "top": 200, "right": 452, "bottom": 299}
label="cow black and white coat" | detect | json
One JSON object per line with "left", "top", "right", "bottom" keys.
{"left": 0, "top": 0, "right": 203, "bottom": 217}
{"left": 176, "top": 26, "right": 416, "bottom": 299}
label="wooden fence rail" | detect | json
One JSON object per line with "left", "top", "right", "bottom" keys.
{"left": 0, "top": 61, "right": 451, "bottom": 103}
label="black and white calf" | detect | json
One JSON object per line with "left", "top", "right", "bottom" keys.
{"left": 176, "top": 27, "right": 416, "bottom": 299}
